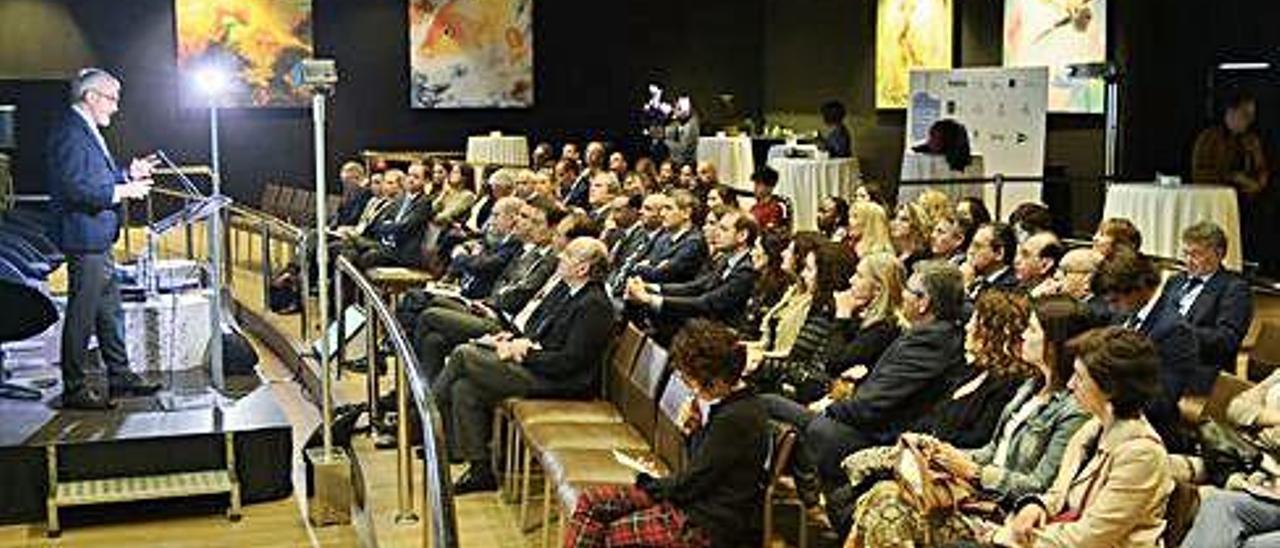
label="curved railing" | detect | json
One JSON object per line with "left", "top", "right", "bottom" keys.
{"left": 333, "top": 255, "right": 459, "bottom": 548}
{"left": 136, "top": 182, "right": 457, "bottom": 547}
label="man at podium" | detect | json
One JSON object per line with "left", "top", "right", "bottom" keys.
{"left": 47, "top": 68, "right": 160, "bottom": 409}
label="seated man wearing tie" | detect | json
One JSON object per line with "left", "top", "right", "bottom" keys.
{"left": 624, "top": 209, "right": 759, "bottom": 339}
{"left": 444, "top": 196, "right": 526, "bottom": 300}
{"left": 1155, "top": 221, "right": 1252, "bottom": 376}
{"left": 356, "top": 162, "right": 433, "bottom": 268}
{"left": 630, "top": 189, "right": 708, "bottom": 284}
{"left": 437, "top": 237, "right": 616, "bottom": 494}
{"left": 1094, "top": 248, "right": 1204, "bottom": 451}
{"left": 961, "top": 221, "right": 1018, "bottom": 318}
{"left": 411, "top": 198, "right": 566, "bottom": 380}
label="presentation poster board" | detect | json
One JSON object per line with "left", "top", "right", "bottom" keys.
{"left": 876, "top": 0, "right": 953, "bottom": 109}
{"left": 1004, "top": 0, "right": 1106, "bottom": 113}
{"left": 409, "top": 0, "right": 534, "bottom": 108}
{"left": 906, "top": 67, "right": 1049, "bottom": 215}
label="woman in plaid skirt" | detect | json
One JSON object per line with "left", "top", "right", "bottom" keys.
{"left": 564, "top": 319, "right": 772, "bottom": 547}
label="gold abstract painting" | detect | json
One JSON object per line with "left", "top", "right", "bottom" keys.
{"left": 175, "top": 0, "right": 312, "bottom": 107}
{"left": 1004, "top": 0, "right": 1106, "bottom": 113}
{"left": 876, "top": 0, "right": 953, "bottom": 109}
{"left": 409, "top": 0, "right": 534, "bottom": 108}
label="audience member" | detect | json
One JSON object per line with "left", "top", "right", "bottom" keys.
{"left": 963, "top": 222, "right": 1019, "bottom": 300}
{"left": 565, "top": 319, "right": 769, "bottom": 548}
{"left": 1155, "top": 221, "right": 1252, "bottom": 376}
{"left": 1009, "top": 202, "right": 1053, "bottom": 242}
{"left": 608, "top": 150, "right": 629, "bottom": 182}
{"left": 626, "top": 209, "right": 759, "bottom": 336}
{"left": 531, "top": 141, "right": 555, "bottom": 172}
{"left": 930, "top": 214, "right": 970, "bottom": 266}
{"left": 889, "top": 202, "right": 931, "bottom": 273}
{"left": 817, "top": 196, "right": 850, "bottom": 242}
{"left": 744, "top": 232, "right": 793, "bottom": 340}
{"left": 826, "top": 251, "right": 905, "bottom": 379}
{"left": 749, "top": 167, "right": 786, "bottom": 233}
{"left": 1001, "top": 327, "right": 1172, "bottom": 547}
{"left": 564, "top": 141, "right": 605, "bottom": 208}
{"left": 630, "top": 189, "right": 708, "bottom": 284}
{"left": 438, "top": 237, "right": 615, "bottom": 494}
{"left": 331, "top": 161, "right": 371, "bottom": 228}
{"left": 1181, "top": 366, "right": 1280, "bottom": 547}
{"left": 956, "top": 196, "right": 992, "bottom": 230}
{"left": 806, "top": 260, "right": 967, "bottom": 528}
{"left": 1093, "top": 248, "right": 1203, "bottom": 451}
{"left": 745, "top": 232, "right": 827, "bottom": 358}
{"left": 748, "top": 242, "right": 853, "bottom": 403}
{"left": 847, "top": 201, "right": 894, "bottom": 261}
{"left": 1093, "top": 217, "right": 1143, "bottom": 258}
{"left": 358, "top": 163, "right": 433, "bottom": 268}
{"left": 1014, "top": 231, "right": 1065, "bottom": 294}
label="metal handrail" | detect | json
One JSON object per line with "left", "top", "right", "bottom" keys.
{"left": 334, "top": 255, "right": 458, "bottom": 548}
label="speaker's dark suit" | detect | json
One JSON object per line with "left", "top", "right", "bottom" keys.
{"left": 46, "top": 108, "right": 130, "bottom": 393}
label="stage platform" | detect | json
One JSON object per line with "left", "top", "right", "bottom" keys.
{"left": 0, "top": 369, "right": 293, "bottom": 527}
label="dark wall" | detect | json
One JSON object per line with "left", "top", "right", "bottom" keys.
{"left": 0, "top": 0, "right": 636, "bottom": 200}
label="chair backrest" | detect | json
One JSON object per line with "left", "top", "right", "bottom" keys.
{"left": 327, "top": 195, "right": 342, "bottom": 218}
{"left": 620, "top": 338, "right": 669, "bottom": 441}
{"left": 606, "top": 323, "right": 646, "bottom": 404}
{"left": 654, "top": 371, "right": 695, "bottom": 471}
{"left": 291, "top": 189, "right": 315, "bottom": 225}
{"left": 260, "top": 184, "right": 283, "bottom": 214}
{"left": 272, "top": 186, "right": 297, "bottom": 219}
{"left": 1249, "top": 320, "right": 1280, "bottom": 381}
{"left": 761, "top": 422, "right": 799, "bottom": 547}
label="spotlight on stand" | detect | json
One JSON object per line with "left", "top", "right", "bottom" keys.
{"left": 290, "top": 57, "right": 354, "bottom": 527}
{"left": 194, "top": 66, "right": 230, "bottom": 98}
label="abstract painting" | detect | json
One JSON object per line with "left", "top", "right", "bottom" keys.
{"left": 409, "top": 0, "right": 534, "bottom": 109}
{"left": 876, "top": 0, "right": 953, "bottom": 109}
{"left": 1004, "top": 0, "right": 1106, "bottom": 113}
{"left": 175, "top": 0, "right": 313, "bottom": 107}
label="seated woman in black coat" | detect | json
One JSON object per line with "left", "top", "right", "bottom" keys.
{"left": 564, "top": 319, "right": 770, "bottom": 548}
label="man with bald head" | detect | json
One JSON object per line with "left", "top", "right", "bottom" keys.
{"left": 50, "top": 68, "right": 160, "bottom": 408}
{"left": 438, "top": 237, "right": 616, "bottom": 493}
{"left": 1014, "top": 231, "right": 1065, "bottom": 294}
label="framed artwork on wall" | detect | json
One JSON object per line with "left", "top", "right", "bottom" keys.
{"left": 409, "top": 0, "right": 534, "bottom": 109}
{"left": 1003, "top": 0, "right": 1106, "bottom": 113}
{"left": 174, "top": 0, "right": 313, "bottom": 107}
{"left": 876, "top": 0, "right": 953, "bottom": 109}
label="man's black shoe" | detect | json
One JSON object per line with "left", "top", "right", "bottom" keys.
{"left": 60, "top": 387, "right": 115, "bottom": 410}
{"left": 452, "top": 465, "right": 497, "bottom": 495}
{"left": 109, "top": 373, "right": 162, "bottom": 397}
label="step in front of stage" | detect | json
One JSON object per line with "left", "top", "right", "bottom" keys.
{"left": 0, "top": 377, "right": 294, "bottom": 526}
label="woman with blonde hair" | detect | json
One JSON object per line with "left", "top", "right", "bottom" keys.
{"left": 915, "top": 188, "right": 954, "bottom": 232}
{"left": 847, "top": 201, "right": 895, "bottom": 260}
{"left": 889, "top": 202, "right": 931, "bottom": 273}
{"left": 826, "top": 252, "right": 905, "bottom": 379}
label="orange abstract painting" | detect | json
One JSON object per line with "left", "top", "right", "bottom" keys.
{"left": 175, "top": 0, "right": 312, "bottom": 107}
{"left": 409, "top": 0, "right": 534, "bottom": 108}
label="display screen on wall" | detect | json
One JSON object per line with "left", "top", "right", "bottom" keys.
{"left": 1003, "top": 0, "right": 1106, "bottom": 113}
{"left": 876, "top": 0, "right": 953, "bottom": 109}
{"left": 175, "top": 0, "right": 313, "bottom": 107}
{"left": 409, "top": 0, "right": 534, "bottom": 109}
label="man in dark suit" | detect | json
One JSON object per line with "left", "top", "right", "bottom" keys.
{"left": 625, "top": 209, "right": 759, "bottom": 337}
{"left": 563, "top": 141, "right": 605, "bottom": 209}
{"left": 445, "top": 196, "right": 525, "bottom": 299}
{"left": 1154, "top": 221, "right": 1253, "bottom": 376}
{"left": 1094, "top": 248, "right": 1203, "bottom": 451}
{"left": 436, "top": 237, "right": 615, "bottom": 493}
{"left": 606, "top": 193, "right": 667, "bottom": 301}
{"left": 358, "top": 162, "right": 433, "bottom": 268}
{"left": 805, "top": 260, "right": 966, "bottom": 529}
{"left": 330, "top": 161, "right": 371, "bottom": 229}
{"left": 47, "top": 68, "right": 161, "bottom": 408}
{"left": 411, "top": 198, "right": 563, "bottom": 380}
{"left": 631, "top": 189, "right": 708, "bottom": 284}
{"left": 963, "top": 222, "right": 1019, "bottom": 297}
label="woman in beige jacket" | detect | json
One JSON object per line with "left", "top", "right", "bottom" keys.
{"left": 1002, "top": 326, "right": 1174, "bottom": 547}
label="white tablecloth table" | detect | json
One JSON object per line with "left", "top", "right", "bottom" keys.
{"left": 768, "top": 157, "right": 862, "bottom": 231}
{"left": 697, "top": 135, "right": 754, "bottom": 191}
{"left": 1102, "top": 183, "right": 1243, "bottom": 270}
{"left": 465, "top": 134, "right": 529, "bottom": 167}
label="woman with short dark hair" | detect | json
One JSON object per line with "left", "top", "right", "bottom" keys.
{"left": 564, "top": 320, "right": 770, "bottom": 548}
{"left": 1003, "top": 326, "right": 1173, "bottom": 547}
